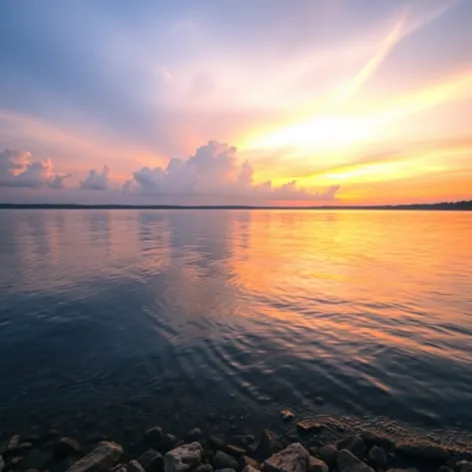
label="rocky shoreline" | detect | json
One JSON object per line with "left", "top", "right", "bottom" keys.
{"left": 1, "top": 414, "right": 472, "bottom": 472}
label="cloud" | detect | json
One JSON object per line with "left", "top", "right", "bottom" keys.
{"left": 80, "top": 166, "right": 111, "bottom": 190}
{"left": 0, "top": 148, "right": 70, "bottom": 188}
{"left": 124, "top": 141, "right": 340, "bottom": 202}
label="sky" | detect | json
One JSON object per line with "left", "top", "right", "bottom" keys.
{"left": 0, "top": 0, "right": 471, "bottom": 205}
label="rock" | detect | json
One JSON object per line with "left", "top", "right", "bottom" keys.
{"left": 161, "top": 435, "right": 178, "bottom": 453}
{"left": 395, "top": 443, "right": 449, "bottom": 463}
{"left": 241, "top": 457, "right": 259, "bottom": 469}
{"left": 457, "top": 461, "right": 472, "bottom": 472}
{"left": 249, "top": 430, "right": 282, "bottom": 459}
{"left": 360, "top": 432, "right": 395, "bottom": 452}
{"left": 18, "top": 442, "right": 34, "bottom": 451}
{"left": 386, "top": 469, "right": 419, "bottom": 472}
{"left": 54, "top": 438, "right": 81, "bottom": 459}
{"left": 318, "top": 445, "right": 337, "bottom": 468}
{"left": 129, "top": 460, "right": 146, "bottom": 472}
{"left": 138, "top": 450, "right": 164, "bottom": 472}
{"left": 438, "top": 467, "right": 453, "bottom": 472}
{"left": 296, "top": 420, "right": 323, "bottom": 434}
{"left": 7, "top": 436, "right": 20, "bottom": 451}
{"left": 367, "top": 446, "right": 388, "bottom": 469}
{"left": 225, "top": 445, "right": 246, "bottom": 457}
{"left": 336, "top": 450, "right": 374, "bottom": 472}
{"left": 194, "top": 465, "right": 213, "bottom": 472}
{"left": 263, "top": 443, "right": 309, "bottom": 472}
{"left": 242, "top": 467, "right": 259, "bottom": 472}
{"left": 213, "top": 452, "right": 239, "bottom": 471}
{"left": 337, "top": 436, "right": 366, "bottom": 459}
{"left": 209, "top": 436, "right": 225, "bottom": 450}
{"left": 0, "top": 455, "right": 4, "bottom": 472}
{"left": 10, "top": 457, "right": 22, "bottom": 467}
{"left": 66, "top": 441, "right": 123, "bottom": 472}
{"left": 186, "top": 429, "right": 202, "bottom": 442}
{"left": 308, "top": 456, "right": 328, "bottom": 472}
{"left": 307, "top": 448, "right": 318, "bottom": 458}
{"left": 280, "top": 410, "right": 295, "bottom": 422}
{"left": 214, "top": 469, "right": 235, "bottom": 472}
{"left": 145, "top": 428, "right": 164, "bottom": 446}
{"left": 22, "top": 449, "right": 53, "bottom": 470}
{"left": 164, "top": 442, "right": 203, "bottom": 472}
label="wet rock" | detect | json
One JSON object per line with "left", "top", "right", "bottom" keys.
{"left": 263, "top": 443, "right": 309, "bottom": 472}
{"left": 22, "top": 449, "right": 53, "bottom": 470}
{"left": 308, "top": 456, "right": 328, "bottom": 472}
{"left": 395, "top": 442, "right": 449, "bottom": 463}
{"left": 138, "top": 450, "right": 164, "bottom": 472}
{"left": 280, "top": 410, "right": 295, "bottom": 422}
{"left": 66, "top": 441, "right": 123, "bottom": 472}
{"left": 194, "top": 465, "right": 213, "bottom": 472}
{"left": 186, "top": 429, "right": 202, "bottom": 442}
{"left": 18, "top": 442, "right": 34, "bottom": 451}
{"left": 209, "top": 437, "right": 225, "bottom": 451}
{"left": 249, "top": 430, "right": 282, "bottom": 459}
{"left": 317, "top": 445, "right": 337, "bottom": 468}
{"left": 360, "top": 432, "right": 395, "bottom": 452}
{"left": 54, "top": 438, "right": 81, "bottom": 459}
{"left": 336, "top": 449, "right": 374, "bottom": 472}
{"left": 145, "top": 428, "right": 164, "bottom": 446}
{"left": 457, "top": 461, "right": 472, "bottom": 472}
{"left": 213, "top": 452, "right": 239, "bottom": 471}
{"left": 225, "top": 445, "right": 246, "bottom": 457}
{"left": 164, "top": 442, "right": 203, "bottom": 472}
{"left": 7, "top": 436, "right": 20, "bottom": 451}
{"left": 241, "top": 457, "right": 259, "bottom": 469}
{"left": 337, "top": 436, "right": 366, "bottom": 459}
{"left": 367, "top": 446, "right": 388, "bottom": 469}
{"left": 129, "top": 459, "right": 146, "bottom": 472}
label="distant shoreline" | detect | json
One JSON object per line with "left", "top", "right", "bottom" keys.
{"left": 0, "top": 201, "right": 471, "bottom": 211}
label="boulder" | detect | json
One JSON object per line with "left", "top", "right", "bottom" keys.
{"left": 138, "top": 450, "right": 164, "bottom": 472}
{"left": 337, "top": 449, "right": 374, "bottom": 472}
{"left": 280, "top": 410, "right": 295, "bottom": 422}
{"left": 129, "top": 460, "right": 146, "bottom": 472}
{"left": 457, "top": 461, "right": 472, "bottom": 472}
{"left": 22, "top": 449, "right": 53, "bottom": 470}
{"left": 263, "top": 443, "right": 309, "bottom": 472}
{"left": 213, "top": 452, "right": 239, "bottom": 471}
{"left": 66, "top": 441, "right": 123, "bottom": 472}
{"left": 395, "top": 443, "right": 449, "bottom": 463}
{"left": 145, "top": 428, "right": 164, "bottom": 446}
{"left": 337, "top": 436, "right": 366, "bottom": 459}
{"left": 318, "top": 445, "right": 337, "bottom": 468}
{"left": 308, "top": 456, "right": 328, "bottom": 472}
{"left": 367, "top": 446, "right": 388, "bottom": 469}
{"left": 165, "top": 443, "right": 203, "bottom": 472}
{"left": 54, "top": 438, "right": 81, "bottom": 459}
{"left": 249, "top": 430, "right": 282, "bottom": 459}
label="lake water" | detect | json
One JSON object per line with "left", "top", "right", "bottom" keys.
{"left": 0, "top": 209, "right": 471, "bottom": 447}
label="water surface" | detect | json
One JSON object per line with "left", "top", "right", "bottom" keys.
{"left": 0, "top": 209, "right": 471, "bottom": 445}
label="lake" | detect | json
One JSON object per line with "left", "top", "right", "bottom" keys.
{"left": 0, "top": 209, "right": 471, "bottom": 448}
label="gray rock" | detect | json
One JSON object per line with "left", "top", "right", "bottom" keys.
{"left": 209, "top": 436, "right": 225, "bottom": 450}
{"left": 138, "top": 450, "right": 164, "bottom": 472}
{"left": 129, "top": 460, "right": 146, "bottom": 472}
{"left": 145, "top": 428, "right": 164, "bottom": 446}
{"left": 7, "top": 435, "right": 20, "bottom": 451}
{"left": 214, "top": 469, "right": 235, "bottom": 472}
{"left": 22, "top": 449, "right": 53, "bottom": 470}
{"left": 225, "top": 445, "right": 246, "bottom": 457}
{"left": 395, "top": 442, "right": 449, "bottom": 463}
{"left": 337, "top": 449, "right": 374, "bottom": 472}
{"left": 296, "top": 420, "right": 323, "bottom": 434}
{"left": 66, "top": 441, "right": 123, "bottom": 472}
{"left": 242, "top": 467, "right": 259, "bottom": 472}
{"left": 55, "top": 438, "right": 81, "bottom": 459}
{"left": 308, "top": 456, "right": 328, "bottom": 472}
{"left": 249, "top": 430, "right": 282, "bottom": 459}
{"left": 0, "top": 455, "right": 4, "bottom": 472}
{"left": 194, "top": 465, "right": 213, "bottom": 472}
{"left": 263, "top": 443, "right": 309, "bottom": 472}
{"left": 161, "top": 435, "right": 178, "bottom": 453}
{"left": 186, "top": 429, "right": 202, "bottom": 442}
{"left": 280, "top": 410, "right": 295, "bottom": 422}
{"left": 10, "top": 457, "right": 22, "bottom": 467}
{"left": 360, "top": 432, "right": 395, "bottom": 452}
{"left": 18, "top": 442, "right": 34, "bottom": 451}
{"left": 165, "top": 442, "right": 203, "bottom": 472}
{"left": 318, "top": 445, "right": 337, "bottom": 468}
{"left": 241, "top": 457, "right": 259, "bottom": 469}
{"left": 457, "top": 461, "right": 472, "bottom": 472}
{"left": 438, "top": 467, "right": 453, "bottom": 472}
{"left": 337, "top": 436, "right": 367, "bottom": 459}
{"left": 213, "top": 452, "right": 239, "bottom": 471}
{"left": 367, "top": 446, "right": 388, "bottom": 469}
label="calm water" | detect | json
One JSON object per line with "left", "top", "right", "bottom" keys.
{"left": 0, "top": 209, "right": 472, "bottom": 446}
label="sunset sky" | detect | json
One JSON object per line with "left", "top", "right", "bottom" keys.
{"left": 1, "top": 0, "right": 471, "bottom": 205}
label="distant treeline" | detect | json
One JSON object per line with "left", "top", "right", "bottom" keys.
{"left": 0, "top": 200, "right": 471, "bottom": 210}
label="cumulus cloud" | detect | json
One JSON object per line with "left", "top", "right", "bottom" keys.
{"left": 0, "top": 149, "right": 70, "bottom": 188}
{"left": 80, "top": 166, "right": 111, "bottom": 190}
{"left": 124, "top": 141, "right": 340, "bottom": 202}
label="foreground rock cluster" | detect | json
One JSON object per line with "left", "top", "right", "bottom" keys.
{"left": 1, "top": 422, "right": 472, "bottom": 472}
